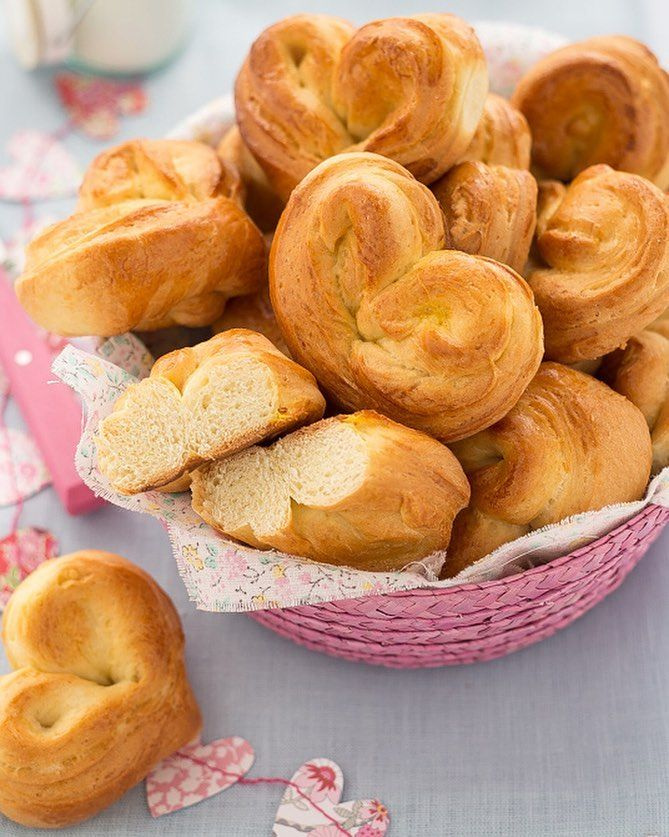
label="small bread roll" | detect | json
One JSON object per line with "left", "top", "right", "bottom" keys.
{"left": 458, "top": 93, "right": 531, "bottom": 169}
{"left": 270, "top": 152, "right": 543, "bottom": 443}
{"left": 442, "top": 363, "right": 652, "bottom": 576}
{"left": 600, "top": 317, "right": 669, "bottom": 474}
{"left": 432, "top": 161, "right": 537, "bottom": 273}
{"left": 0, "top": 551, "right": 201, "bottom": 829}
{"left": 96, "top": 330, "right": 325, "bottom": 494}
{"left": 528, "top": 164, "right": 669, "bottom": 362}
{"left": 17, "top": 140, "right": 266, "bottom": 337}
{"left": 217, "top": 126, "right": 284, "bottom": 232}
{"left": 235, "top": 13, "right": 488, "bottom": 199}
{"left": 512, "top": 36, "right": 669, "bottom": 188}
{"left": 212, "top": 285, "right": 289, "bottom": 355}
{"left": 191, "top": 411, "right": 470, "bottom": 571}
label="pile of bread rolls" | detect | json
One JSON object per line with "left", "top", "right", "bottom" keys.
{"left": 17, "top": 14, "right": 669, "bottom": 577}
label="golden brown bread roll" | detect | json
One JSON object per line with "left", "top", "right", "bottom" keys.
{"left": 235, "top": 13, "right": 488, "bottom": 200}
{"left": 217, "top": 126, "right": 284, "bottom": 232}
{"left": 527, "top": 164, "right": 669, "bottom": 362}
{"left": 599, "top": 316, "right": 669, "bottom": 474}
{"left": 458, "top": 93, "right": 531, "bottom": 169}
{"left": 96, "top": 329, "right": 324, "bottom": 494}
{"left": 16, "top": 139, "right": 266, "bottom": 337}
{"left": 191, "top": 410, "right": 470, "bottom": 571}
{"left": 212, "top": 285, "right": 289, "bottom": 355}
{"left": 0, "top": 550, "right": 201, "bottom": 828}
{"left": 442, "top": 363, "right": 653, "bottom": 576}
{"left": 511, "top": 36, "right": 669, "bottom": 187}
{"left": 431, "top": 161, "right": 537, "bottom": 273}
{"left": 270, "top": 152, "right": 544, "bottom": 442}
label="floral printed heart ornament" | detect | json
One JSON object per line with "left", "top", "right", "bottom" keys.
{"left": 274, "top": 759, "right": 390, "bottom": 836}
{"left": 146, "top": 737, "right": 254, "bottom": 817}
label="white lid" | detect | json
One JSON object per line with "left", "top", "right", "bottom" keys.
{"left": 3, "top": 0, "right": 74, "bottom": 68}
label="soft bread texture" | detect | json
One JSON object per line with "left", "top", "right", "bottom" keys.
{"left": 217, "top": 126, "right": 284, "bottom": 232}
{"left": 512, "top": 36, "right": 669, "bottom": 187}
{"left": 16, "top": 139, "right": 266, "bottom": 337}
{"left": 270, "top": 152, "right": 544, "bottom": 442}
{"left": 442, "top": 363, "right": 652, "bottom": 576}
{"left": 431, "top": 161, "right": 537, "bottom": 273}
{"left": 0, "top": 551, "right": 201, "bottom": 829}
{"left": 458, "top": 93, "right": 531, "bottom": 169}
{"left": 212, "top": 285, "right": 289, "bottom": 355}
{"left": 235, "top": 13, "right": 488, "bottom": 200}
{"left": 527, "top": 164, "right": 669, "bottom": 362}
{"left": 599, "top": 311, "right": 669, "bottom": 474}
{"left": 96, "top": 329, "right": 325, "bottom": 494}
{"left": 191, "top": 411, "right": 470, "bottom": 571}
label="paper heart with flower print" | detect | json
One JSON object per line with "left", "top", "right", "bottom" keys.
{"left": 273, "top": 759, "right": 390, "bottom": 836}
{"left": 0, "top": 131, "right": 80, "bottom": 202}
{"left": 146, "top": 737, "right": 254, "bottom": 817}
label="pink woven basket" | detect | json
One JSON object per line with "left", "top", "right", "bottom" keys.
{"left": 249, "top": 504, "right": 669, "bottom": 668}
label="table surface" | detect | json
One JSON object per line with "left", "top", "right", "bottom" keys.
{"left": 1, "top": 1, "right": 669, "bottom": 835}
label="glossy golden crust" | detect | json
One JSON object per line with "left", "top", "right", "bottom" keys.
{"left": 458, "top": 94, "right": 531, "bottom": 169}
{"left": 235, "top": 13, "right": 488, "bottom": 200}
{"left": 217, "top": 126, "right": 284, "bottom": 232}
{"left": 270, "top": 152, "right": 543, "bottom": 442}
{"left": 432, "top": 161, "right": 537, "bottom": 273}
{"left": 443, "top": 363, "right": 652, "bottom": 576}
{"left": 599, "top": 322, "right": 669, "bottom": 473}
{"left": 527, "top": 164, "right": 669, "bottom": 362}
{"left": 512, "top": 36, "right": 669, "bottom": 187}
{"left": 16, "top": 139, "right": 266, "bottom": 337}
{"left": 192, "top": 411, "right": 471, "bottom": 570}
{"left": 0, "top": 551, "right": 201, "bottom": 829}
{"left": 212, "top": 286, "right": 289, "bottom": 355}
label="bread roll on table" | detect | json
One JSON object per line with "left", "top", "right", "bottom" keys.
{"left": 96, "top": 329, "right": 324, "bottom": 494}
{"left": 270, "top": 151, "right": 544, "bottom": 443}
{"left": 16, "top": 139, "right": 266, "bottom": 336}
{"left": 512, "top": 36, "right": 669, "bottom": 188}
{"left": 442, "top": 363, "right": 653, "bottom": 576}
{"left": 0, "top": 551, "right": 201, "bottom": 829}
{"left": 192, "top": 411, "right": 470, "bottom": 571}
{"left": 235, "top": 13, "right": 488, "bottom": 200}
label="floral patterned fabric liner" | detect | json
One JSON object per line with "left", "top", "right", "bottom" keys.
{"left": 52, "top": 337, "right": 669, "bottom": 614}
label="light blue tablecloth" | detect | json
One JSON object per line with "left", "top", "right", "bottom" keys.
{"left": 1, "top": 2, "right": 669, "bottom": 835}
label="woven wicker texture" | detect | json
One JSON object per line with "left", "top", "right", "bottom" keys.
{"left": 249, "top": 504, "right": 669, "bottom": 667}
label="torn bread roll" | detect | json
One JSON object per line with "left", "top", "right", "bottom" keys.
{"left": 191, "top": 411, "right": 470, "bottom": 571}
{"left": 96, "top": 329, "right": 325, "bottom": 494}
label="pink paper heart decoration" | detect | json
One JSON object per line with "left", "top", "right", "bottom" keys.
{"left": 0, "top": 131, "right": 80, "bottom": 202}
{"left": 0, "top": 427, "right": 50, "bottom": 506}
{"left": 55, "top": 72, "right": 148, "bottom": 140}
{"left": 0, "top": 527, "right": 58, "bottom": 610}
{"left": 273, "top": 759, "right": 390, "bottom": 836}
{"left": 146, "top": 737, "right": 255, "bottom": 817}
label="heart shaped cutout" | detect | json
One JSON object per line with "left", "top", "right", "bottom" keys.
{"left": 273, "top": 758, "right": 390, "bottom": 836}
{"left": 55, "top": 73, "right": 147, "bottom": 140}
{"left": 0, "top": 427, "right": 50, "bottom": 505}
{"left": 0, "top": 131, "right": 80, "bottom": 201}
{"left": 146, "top": 736, "right": 255, "bottom": 817}
{"left": 0, "top": 527, "right": 57, "bottom": 611}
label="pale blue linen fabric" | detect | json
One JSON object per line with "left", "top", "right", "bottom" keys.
{"left": 1, "top": 2, "right": 668, "bottom": 834}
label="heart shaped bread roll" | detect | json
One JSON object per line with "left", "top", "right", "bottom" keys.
{"left": 528, "top": 164, "right": 669, "bottom": 362}
{"left": 270, "top": 152, "right": 544, "bottom": 442}
{"left": 431, "top": 161, "right": 537, "bottom": 273}
{"left": 512, "top": 36, "right": 669, "bottom": 187}
{"left": 191, "top": 411, "right": 470, "bottom": 571}
{"left": 17, "top": 140, "right": 266, "bottom": 336}
{"left": 235, "top": 13, "right": 488, "bottom": 200}
{"left": 0, "top": 551, "right": 201, "bottom": 828}
{"left": 442, "top": 363, "right": 653, "bottom": 576}
{"left": 96, "top": 329, "right": 324, "bottom": 494}
{"left": 458, "top": 94, "right": 531, "bottom": 169}
{"left": 600, "top": 311, "right": 669, "bottom": 474}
